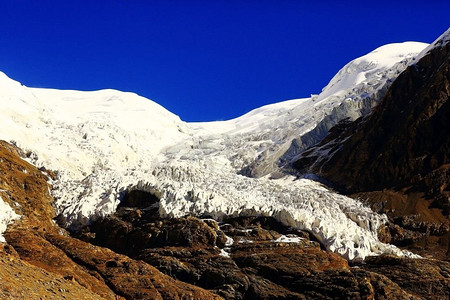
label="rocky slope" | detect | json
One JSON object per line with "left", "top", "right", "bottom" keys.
{"left": 294, "top": 30, "right": 450, "bottom": 260}
{"left": 0, "top": 243, "right": 106, "bottom": 300}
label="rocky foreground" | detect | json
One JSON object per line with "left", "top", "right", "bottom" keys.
{"left": 0, "top": 141, "right": 449, "bottom": 299}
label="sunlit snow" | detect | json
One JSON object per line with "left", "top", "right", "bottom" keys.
{"left": 0, "top": 196, "right": 20, "bottom": 242}
{"left": 0, "top": 41, "right": 429, "bottom": 259}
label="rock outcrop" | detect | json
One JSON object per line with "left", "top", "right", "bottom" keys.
{"left": 0, "top": 242, "right": 110, "bottom": 300}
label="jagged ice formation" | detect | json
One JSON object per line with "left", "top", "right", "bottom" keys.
{"left": 0, "top": 41, "right": 429, "bottom": 260}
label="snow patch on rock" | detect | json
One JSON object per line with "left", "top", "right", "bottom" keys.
{"left": 0, "top": 196, "right": 20, "bottom": 242}
{"left": 273, "top": 235, "right": 304, "bottom": 243}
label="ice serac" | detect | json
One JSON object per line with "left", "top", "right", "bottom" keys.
{"left": 0, "top": 39, "right": 428, "bottom": 260}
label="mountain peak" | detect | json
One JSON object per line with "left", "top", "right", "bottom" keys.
{"left": 318, "top": 41, "right": 428, "bottom": 101}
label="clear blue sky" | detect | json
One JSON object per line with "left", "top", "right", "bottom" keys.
{"left": 0, "top": 1, "right": 448, "bottom": 121}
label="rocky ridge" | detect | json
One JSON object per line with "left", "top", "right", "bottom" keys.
{"left": 294, "top": 30, "right": 450, "bottom": 260}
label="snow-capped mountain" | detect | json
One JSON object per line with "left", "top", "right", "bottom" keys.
{"left": 0, "top": 41, "right": 429, "bottom": 260}
{"left": 295, "top": 28, "right": 450, "bottom": 193}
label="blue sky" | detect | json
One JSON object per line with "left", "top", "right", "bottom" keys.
{"left": 0, "top": 1, "right": 449, "bottom": 121}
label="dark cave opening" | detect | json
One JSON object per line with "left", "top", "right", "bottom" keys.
{"left": 117, "top": 189, "right": 160, "bottom": 209}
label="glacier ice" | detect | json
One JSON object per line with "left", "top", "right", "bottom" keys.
{"left": 0, "top": 41, "right": 428, "bottom": 259}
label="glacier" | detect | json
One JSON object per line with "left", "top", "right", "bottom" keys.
{"left": 0, "top": 41, "right": 428, "bottom": 260}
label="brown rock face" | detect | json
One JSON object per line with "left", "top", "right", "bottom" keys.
{"left": 359, "top": 255, "right": 450, "bottom": 299}
{"left": 44, "top": 232, "right": 222, "bottom": 300}
{"left": 4, "top": 225, "right": 117, "bottom": 299}
{"left": 294, "top": 33, "right": 450, "bottom": 260}
{"left": 79, "top": 196, "right": 450, "bottom": 299}
{"left": 0, "top": 246, "right": 106, "bottom": 300}
{"left": 354, "top": 190, "right": 449, "bottom": 260}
